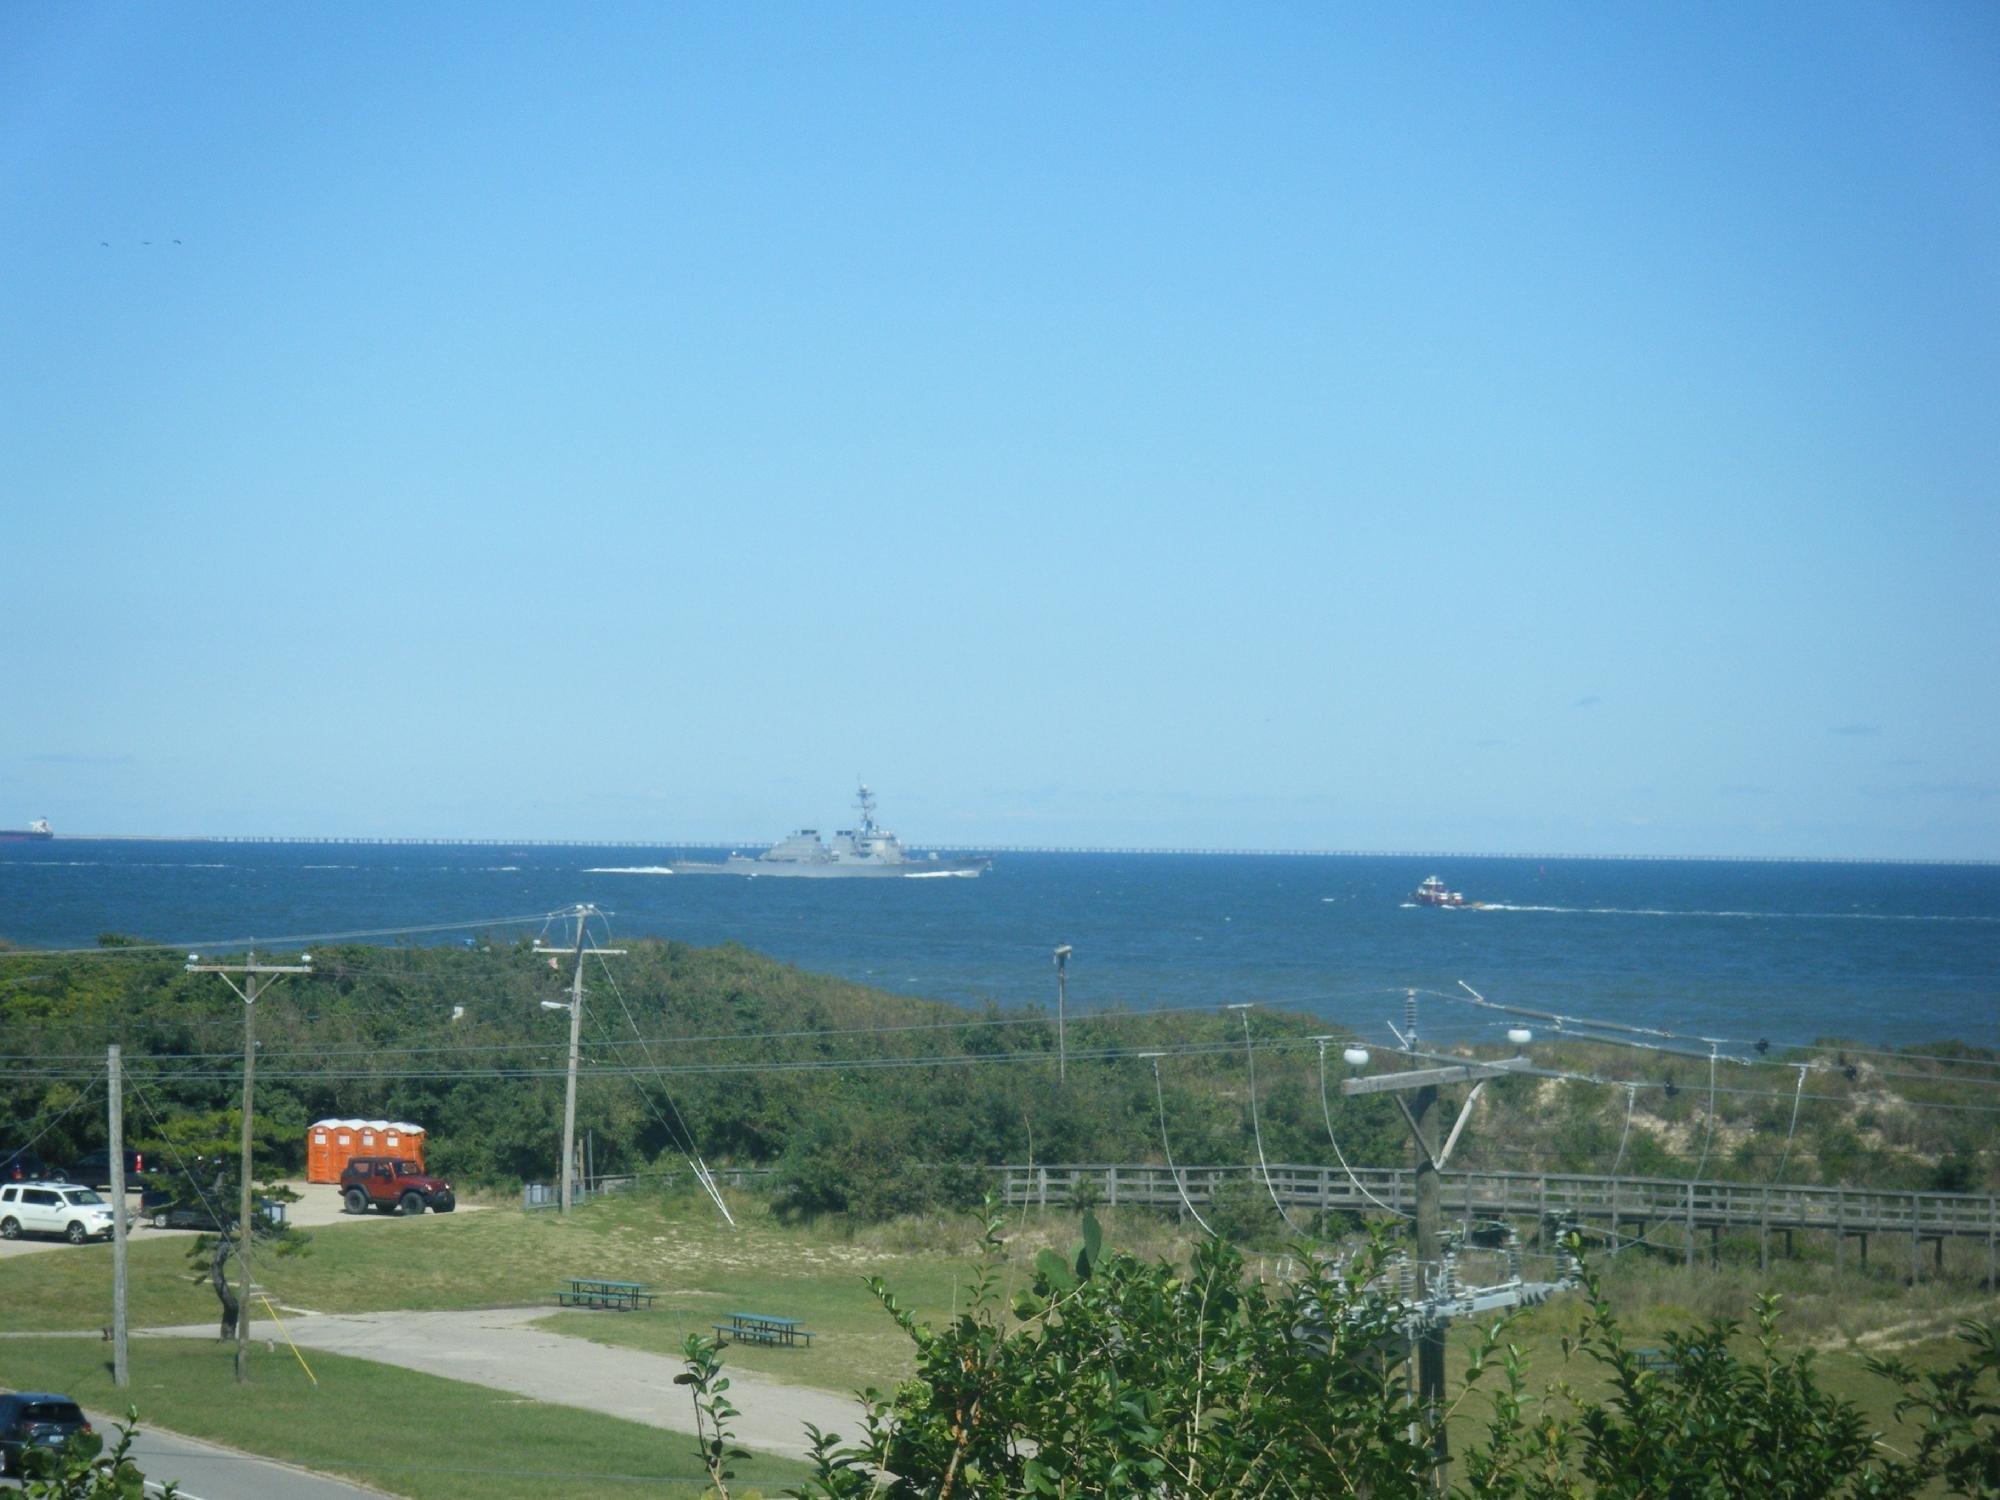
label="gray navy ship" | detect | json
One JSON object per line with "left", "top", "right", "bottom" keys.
{"left": 665, "top": 785, "right": 991, "bottom": 878}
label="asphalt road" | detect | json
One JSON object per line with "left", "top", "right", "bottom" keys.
{"left": 1, "top": 1414, "right": 385, "bottom": 1500}
{"left": 144, "top": 1306, "right": 865, "bottom": 1462}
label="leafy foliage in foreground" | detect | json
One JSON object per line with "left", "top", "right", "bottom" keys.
{"left": 18, "top": 1410, "right": 175, "bottom": 1499}
{"left": 708, "top": 1218, "right": 2000, "bottom": 1498}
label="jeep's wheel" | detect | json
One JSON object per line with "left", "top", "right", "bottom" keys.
{"left": 344, "top": 1187, "right": 369, "bottom": 1215}
{"left": 152, "top": 1211, "right": 170, "bottom": 1230}
{"left": 399, "top": 1190, "right": 425, "bottom": 1216}
{"left": 0, "top": 1216, "right": 19, "bottom": 1239}
{"left": 66, "top": 1220, "right": 87, "bottom": 1245}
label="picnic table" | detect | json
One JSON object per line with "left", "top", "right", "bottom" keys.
{"left": 711, "top": 1311, "right": 815, "bottom": 1348}
{"left": 555, "top": 1276, "right": 656, "bottom": 1311}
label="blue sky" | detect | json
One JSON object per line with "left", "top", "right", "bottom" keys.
{"left": 3, "top": 4, "right": 1996, "bottom": 857}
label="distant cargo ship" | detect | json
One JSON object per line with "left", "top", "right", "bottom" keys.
{"left": 665, "top": 785, "right": 990, "bottom": 878}
{"left": 0, "top": 818, "right": 53, "bottom": 843}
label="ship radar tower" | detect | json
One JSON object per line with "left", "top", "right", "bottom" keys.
{"left": 854, "top": 781, "right": 878, "bottom": 836}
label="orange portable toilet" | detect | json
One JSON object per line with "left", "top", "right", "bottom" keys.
{"left": 307, "top": 1119, "right": 427, "bottom": 1183}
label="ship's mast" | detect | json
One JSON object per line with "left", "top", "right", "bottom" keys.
{"left": 854, "top": 781, "right": 877, "bottom": 837}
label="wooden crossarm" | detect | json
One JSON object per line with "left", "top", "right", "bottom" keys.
{"left": 1340, "top": 1058, "right": 1530, "bottom": 1096}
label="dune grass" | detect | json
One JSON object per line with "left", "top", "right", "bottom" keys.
{"left": 0, "top": 1336, "right": 813, "bottom": 1500}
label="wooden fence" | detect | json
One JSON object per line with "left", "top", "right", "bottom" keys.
{"left": 994, "top": 1164, "right": 2000, "bottom": 1284}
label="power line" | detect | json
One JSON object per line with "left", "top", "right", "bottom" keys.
{"left": 28, "top": 1031, "right": 2000, "bottom": 1119}
{"left": 5, "top": 908, "right": 576, "bottom": 959}
{"left": 588, "top": 946, "right": 733, "bottom": 1225}
{"left": 0, "top": 1081, "right": 100, "bottom": 1160}
{"left": 13, "top": 997, "right": 1994, "bottom": 1108}
{"left": 1146, "top": 1055, "right": 1218, "bottom": 1238}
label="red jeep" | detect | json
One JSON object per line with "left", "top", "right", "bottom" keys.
{"left": 339, "top": 1157, "right": 456, "bottom": 1216}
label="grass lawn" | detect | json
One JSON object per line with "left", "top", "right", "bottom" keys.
{"left": 539, "top": 1259, "right": 968, "bottom": 1395}
{"left": 0, "top": 1336, "right": 813, "bottom": 1500}
{"left": 0, "top": 1187, "right": 1128, "bottom": 1396}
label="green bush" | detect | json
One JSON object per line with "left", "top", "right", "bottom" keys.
{"left": 758, "top": 1218, "right": 2000, "bottom": 1499}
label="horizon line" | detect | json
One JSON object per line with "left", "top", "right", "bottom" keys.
{"left": 35, "top": 833, "right": 2000, "bottom": 867}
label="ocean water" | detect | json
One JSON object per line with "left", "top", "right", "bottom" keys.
{"left": 1, "top": 842, "right": 1995, "bottom": 1050}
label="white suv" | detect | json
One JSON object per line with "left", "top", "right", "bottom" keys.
{"left": 0, "top": 1183, "right": 116, "bottom": 1244}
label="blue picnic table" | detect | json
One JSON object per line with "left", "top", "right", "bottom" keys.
{"left": 712, "top": 1310, "right": 815, "bottom": 1347}
{"left": 555, "top": 1276, "right": 656, "bottom": 1311}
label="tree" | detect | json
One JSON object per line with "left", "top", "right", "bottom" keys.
{"left": 138, "top": 1108, "right": 311, "bottom": 1339}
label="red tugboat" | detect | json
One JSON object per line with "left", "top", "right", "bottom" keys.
{"left": 1410, "top": 875, "right": 1482, "bottom": 908}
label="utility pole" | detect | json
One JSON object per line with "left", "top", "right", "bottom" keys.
{"left": 534, "top": 906, "right": 624, "bottom": 1215}
{"left": 1410, "top": 1080, "right": 1442, "bottom": 1460}
{"left": 1053, "top": 945, "right": 1072, "bottom": 1085}
{"left": 186, "top": 949, "right": 311, "bottom": 1384}
{"left": 108, "top": 1044, "right": 128, "bottom": 1389}
{"left": 1342, "top": 1041, "right": 1530, "bottom": 1483}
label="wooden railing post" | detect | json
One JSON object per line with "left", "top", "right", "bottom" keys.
{"left": 1987, "top": 1198, "right": 1996, "bottom": 1293}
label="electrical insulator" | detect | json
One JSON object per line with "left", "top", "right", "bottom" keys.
{"left": 1506, "top": 1026, "right": 1533, "bottom": 1046}
{"left": 1342, "top": 1046, "right": 1370, "bottom": 1067}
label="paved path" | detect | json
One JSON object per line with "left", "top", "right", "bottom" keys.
{"left": 143, "top": 1307, "right": 866, "bottom": 1462}
{"left": 0, "top": 1410, "right": 385, "bottom": 1500}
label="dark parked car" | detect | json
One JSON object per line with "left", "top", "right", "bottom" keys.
{"left": 64, "top": 1149, "right": 150, "bottom": 1189}
{"left": 139, "top": 1184, "right": 285, "bottom": 1232}
{"left": 1, "top": 1147, "right": 60, "bottom": 1183}
{"left": 0, "top": 1392, "right": 91, "bottom": 1477}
